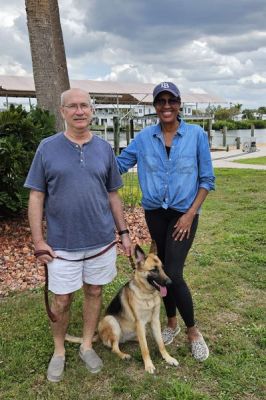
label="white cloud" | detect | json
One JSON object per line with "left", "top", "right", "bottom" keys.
{"left": 101, "top": 64, "right": 167, "bottom": 84}
{"left": 189, "top": 88, "right": 207, "bottom": 94}
{"left": 0, "top": 11, "right": 20, "bottom": 27}
{"left": 0, "top": 56, "right": 28, "bottom": 76}
{"left": 239, "top": 74, "right": 266, "bottom": 85}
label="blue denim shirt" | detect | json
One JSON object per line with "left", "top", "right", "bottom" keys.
{"left": 116, "top": 119, "right": 215, "bottom": 212}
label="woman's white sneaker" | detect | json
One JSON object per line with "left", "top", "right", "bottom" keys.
{"left": 162, "top": 325, "right": 181, "bottom": 345}
{"left": 191, "top": 335, "right": 209, "bottom": 362}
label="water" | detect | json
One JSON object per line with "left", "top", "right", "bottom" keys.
{"left": 211, "top": 129, "right": 266, "bottom": 147}
{"left": 94, "top": 129, "right": 266, "bottom": 149}
{"left": 93, "top": 130, "right": 129, "bottom": 148}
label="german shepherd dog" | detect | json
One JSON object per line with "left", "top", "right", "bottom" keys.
{"left": 66, "top": 242, "right": 179, "bottom": 373}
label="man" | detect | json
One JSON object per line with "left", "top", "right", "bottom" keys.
{"left": 117, "top": 82, "right": 215, "bottom": 362}
{"left": 24, "top": 88, "right": 131, "bottom": 382}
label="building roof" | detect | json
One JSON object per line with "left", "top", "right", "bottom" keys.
{"left": 0, "top": 75, "right": 225, "bottom": 105}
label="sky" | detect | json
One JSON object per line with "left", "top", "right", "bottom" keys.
{"left": 1, "top": 0, "right": 266, "bottom": 109}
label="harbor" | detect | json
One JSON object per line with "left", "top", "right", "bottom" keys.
{"left": 93, "top": 127, "right": 266, "bottom": 154}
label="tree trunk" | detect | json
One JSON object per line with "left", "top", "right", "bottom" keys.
{"left": 25, "top": 0, "right": 70, "bottom": 132}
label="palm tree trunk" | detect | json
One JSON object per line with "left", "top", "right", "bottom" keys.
{"left": 25, "top": 0, "right": 70, "bottom": 132}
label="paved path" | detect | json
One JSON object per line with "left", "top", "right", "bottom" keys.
{"left": 211, "top": 145, "right": 266, "bottom": 170}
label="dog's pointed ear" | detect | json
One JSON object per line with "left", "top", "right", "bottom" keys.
{"left": 149, "top": 240, "right": 157, "bottom": 255}
{"left": 134, "top": 244, "right": 145, "bottom": 263}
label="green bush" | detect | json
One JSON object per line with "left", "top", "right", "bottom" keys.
{"left": 252, "top": 120, "right": 266, "bottom": 128}
{"left": 0, "top": 105, "right": 55, "bottom": 217}
{"left": 212, "top": 119, "right": 266, "bottom": 131}
{"left": 212, "top": 120, "right": 236, "bottom": 130}
{"left": 235, "top": 120, "right": 253, "bottom": 129}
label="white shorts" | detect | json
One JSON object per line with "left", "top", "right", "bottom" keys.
{"left": 47, "top": 243, "right": 117, "bottom": 294}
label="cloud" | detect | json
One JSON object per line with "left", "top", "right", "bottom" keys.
{"left": 239, "top": 73, "right": 266, "bottom": 85}
{"left": 101, "top": 64, "right": 168, "bottom": 84}
{"left": 0, "top": 0, "right": 266, "bottom": 108}
{"left": 0, "top": 8, "right": 32, "bottom": 75}
{"left": 208, "top": 32, "right": 266, "bottom": 54}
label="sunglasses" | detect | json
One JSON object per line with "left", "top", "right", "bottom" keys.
{"left": 154, "top": 98, "right": 180, "bottom": 107}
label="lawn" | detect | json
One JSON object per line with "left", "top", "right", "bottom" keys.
{"left": 233, "top": 156, "right": 266, "bottom": 165}
{"left": 0, "top": 168, "right": 265, "bottom": 400}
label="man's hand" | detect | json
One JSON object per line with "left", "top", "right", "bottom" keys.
{"left": 34, "top": 240, "right": 57, "bottom": 263}
{"left": 120, "top": 234, "right": 133, "bottom": 257}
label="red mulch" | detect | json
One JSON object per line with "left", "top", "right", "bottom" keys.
{"left": 0, "top": 208, "right": 150, "bottom": 298}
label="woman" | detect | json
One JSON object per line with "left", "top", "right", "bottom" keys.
{"left": 116, "top": 82, "right": 215, "bottom": 361}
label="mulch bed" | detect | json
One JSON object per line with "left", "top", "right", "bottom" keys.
{"left": 0, "top": 208, "right": 150, "bottom": 298}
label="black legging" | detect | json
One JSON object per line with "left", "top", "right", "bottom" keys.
{"left": 145, "top": 208, "right": 199, "bottom": 328}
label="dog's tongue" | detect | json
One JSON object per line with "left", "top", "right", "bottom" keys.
{"left": 159, "top": 285, "right": 167, "bottom": 297}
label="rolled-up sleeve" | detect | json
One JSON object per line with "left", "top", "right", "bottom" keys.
{"left": 116, "top": 139, "right": 138, "bottom": 174}
{"left": 197, "top": 130, "right": 215, "bottom": 192}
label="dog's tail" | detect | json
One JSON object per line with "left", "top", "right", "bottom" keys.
{"left": 65, "top": 333, "right": 99, "bottom": 344}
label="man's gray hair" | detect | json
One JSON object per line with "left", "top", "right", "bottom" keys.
{"left": 60, "top": 88, "right": 91, "bottom": 106}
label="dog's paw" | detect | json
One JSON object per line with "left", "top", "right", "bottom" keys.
{"left": 145, "top": 362, "right": 156, "bottom": 374}
{"left": 166, "top": 356, "right": 179, "bottom": 367}
{"left": 121, "top": 353, "right": 131, "bottom": 360}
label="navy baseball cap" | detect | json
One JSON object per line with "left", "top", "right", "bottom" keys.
{"left": 153, "top": 82, "right": 181, "bottom": 102}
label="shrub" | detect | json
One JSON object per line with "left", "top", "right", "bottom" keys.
{"left": 212, "top": 120, "right": 236, "bottom": 130}
{"left": 253, "top": 120, "right": 266, "bottom": 129}
{"left": 212, "top": 119, "right": 266, "bottom": 131}
{"left": 0, "top": 106, "right": 55, "bottom": 217}
{"left": 235, "top": 120, "right": 253, "bottom": 129}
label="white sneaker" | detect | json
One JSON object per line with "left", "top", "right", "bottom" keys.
{"left": 191, "top": 335, "right": 209, "bottom": 362}
{"left": 162, "top": 325, "right": 181, "bottom": 345}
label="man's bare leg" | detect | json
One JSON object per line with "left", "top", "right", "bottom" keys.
{"left": 51, "top": 293, "right": 73, "bottom": 356}
{"left": 47, "top": 293, "right": 73, "bottom": 382}
{"left": 82, "top": 284, "right": 102, "bottom": 350}
{"left": 79, "top": 284, "right": 103, "bottom": 373}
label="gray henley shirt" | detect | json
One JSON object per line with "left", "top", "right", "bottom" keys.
{"left": 24, "top": 132, "right": 123, "bottom": 251}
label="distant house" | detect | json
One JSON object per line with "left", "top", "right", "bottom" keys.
{"left": 254, "top": 113, "right": 266, "bottom": 120}
{"left": 232, "top": 113, "right": 243, "bottom": 121}
{"left": 232, "top": 112, "right": 266, "bottom": 121}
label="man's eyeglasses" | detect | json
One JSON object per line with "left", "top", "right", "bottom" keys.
{"left": 154, "top": 98, "right": 180, "bottom": 107}
{"left": 63, "top": 103, "right": 91, "bottom": 111}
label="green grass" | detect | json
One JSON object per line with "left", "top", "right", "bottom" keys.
{"left": 120, "top": 171, "right": 141, "bottom": 207}
{"left": 0, "top": 168, "right": 265, "bottom": 399}
{"left": 233, "top": 156, "right": 266, "bottom": 165}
